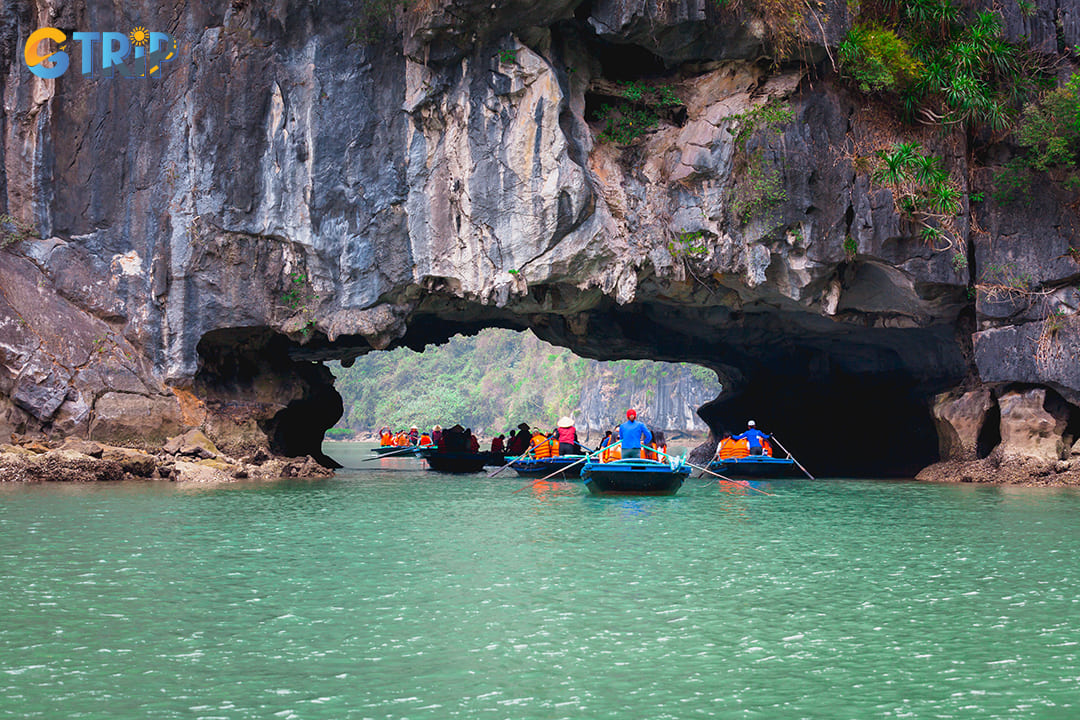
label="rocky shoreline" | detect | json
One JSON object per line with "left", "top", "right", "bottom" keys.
{"left": 0, "top": 430, "right": 333, "bottom": 484}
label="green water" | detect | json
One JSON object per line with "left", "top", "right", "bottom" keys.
{"left": 1, "top": 442, "right": 1079, "bottom": 719}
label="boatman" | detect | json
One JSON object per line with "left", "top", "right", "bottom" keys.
{"left": 732, "top": 420, "right": 770, "bottom": 456}
{"left": 618, "top": 409, "right": 652, "bottom": 459}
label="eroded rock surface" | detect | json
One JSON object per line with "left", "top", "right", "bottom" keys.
{"left": 1, "top": 0, "right": 1079, "bottom": 480}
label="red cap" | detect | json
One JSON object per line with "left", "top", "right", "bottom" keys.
{"left": 626, "top": 409, "right": 637, "bottom": 420}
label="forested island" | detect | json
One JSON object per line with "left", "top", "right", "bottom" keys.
{"left": 330, "top": 328, "right": 720, "bottom": 440}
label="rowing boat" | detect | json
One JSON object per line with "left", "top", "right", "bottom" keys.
{"left": 580, "top": 457, "right": 690, "bottom": 495}
{"left": 418, "top": 448, "right": 488, "bottom": 473}
{"left": 707, "top": 455, "right": 800, "bottom": 478}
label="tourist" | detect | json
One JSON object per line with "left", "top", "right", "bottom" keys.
{"left": 407, "top": 426, "right": 419, "bottom": 445}
{"left": 732, "top": 420, "right": 771, "bottom": 456}
{"left": 600, "top": 429, "right": 622, "bottom": 462}
{"left": 618, "top": 409, "right": 652, "bottom": 459}
{"left": 509, "top": 423, "right": 531, "bottom": 455}
{"left": 432, "top": 424, "right": 443, "bottom": 447}
{"left": 555, "top": 416, "right": 579, "bottom": 456}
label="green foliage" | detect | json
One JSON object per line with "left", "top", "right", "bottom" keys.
{"left": 657, "top": 85, "right": 682, "bottom": 107}
{"left": 843, "top": 235, "right": 858, "bottom": 259}
{"left": 839, "top": 24, "right": 923, "bottom": 93}
{"left": 668, "top": 230, "right": 708, "bottom": 257}
{"left": 873, "top": 142, "right": 963, "bottom": 249}
{"left": 330, "top": 329, "right": 715, "bottom": 433}
{"left": 0, "top": 214, "right": 36, "bottom": 248}
{"left": 619, "top": 81, "right": 646, "bottom": 102}
{"left": 325, "top": 428, "right": 354, "bottom": 440}
{"left": 1016, "top": 73, "right": 1080, "bottom": 174}
{"left": 951, "top": 252, "right": 968, "bottom": 271}
{"left": 732, "top": 101, "right": 795, "bottom": 148}
{"left": 841, "top": 3, "right": 1033, "bottom": 132}
{"left": 498, "top": 48, "right": 517, "bottom": 64}
{"left": 596, "top": 104, "right": 660, "bottom": 145}
{"left": 991, "top": 157, "right": 1035, "bottom": 205}
{"left": 593, "top": 82, "right": 683, "bottom": 145}
{"left": 281, "top": 271, "right": 309, "bottom": 310}
{"left": 731, "top": 151, "right": 787, "bottom": 224}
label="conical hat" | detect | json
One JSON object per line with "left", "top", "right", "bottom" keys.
{"left": 557, "top": 416, "right": 574, "bottom": 428}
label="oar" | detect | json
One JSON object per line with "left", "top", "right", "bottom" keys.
{"left": 362, "top": 446, "right": 419, "bottom": 461}
{"left": 511, "top": 441, "right": 621, "bottom": 493}
{"left": 487, "top": 446, "right": 536, "bottom": 478}
{"left": 651, "top": 446, "right": 774, "bottom": 497}
{"left": 770, "top": 436, "right": 814, "bottom": 480}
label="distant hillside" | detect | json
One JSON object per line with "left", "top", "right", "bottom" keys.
{"left": 330, "top": 329, "right": 720, "bottom": 439}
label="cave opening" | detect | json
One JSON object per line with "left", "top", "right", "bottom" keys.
{"left": 324, "top": 326, "right": 721, "bottom": 449}
{"left": 192, "top": 287, "right": 965, "bottom": 478}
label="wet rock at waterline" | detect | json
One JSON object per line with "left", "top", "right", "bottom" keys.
{"left": 1, "top": 0, "right": 1079, "bottom": 481}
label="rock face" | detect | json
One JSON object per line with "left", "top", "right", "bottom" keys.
{"left": 575, "top": 363, "right": 720, "bottom": 438}
{"left": 931, "top": 389, "right": 996, "bottom": 462}
{"left": 1, "top": 0, "right": 1079, "bottom": 478}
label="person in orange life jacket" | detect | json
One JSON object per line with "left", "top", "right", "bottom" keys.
{"left": 732, "top": 420, "right": 770, "bottom": 455}
{"left": 419, "top": 432, "right": 433, "bottom": 446}
{"left": 554, "top": 416, "right": 580, "bottom": 455}
{"left": 490, "top": 434, "right": 505, "bottom": 454}
{"left": 618, "top": 409, "right": 652, "bottom": 459}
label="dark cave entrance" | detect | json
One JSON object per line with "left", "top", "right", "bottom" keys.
{"left": 697, "top": 372, "right": 941, "bottom": 478}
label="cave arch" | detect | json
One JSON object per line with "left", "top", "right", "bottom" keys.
{"left": 192, "top": 284, "right": 969, "bottom": 477}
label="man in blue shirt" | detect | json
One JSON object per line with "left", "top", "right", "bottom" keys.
{"left": 732, "top": 420, "right": 770, "bottom": 455}
{"left": 618, "top": 409, "right": 653, "bottom": 459}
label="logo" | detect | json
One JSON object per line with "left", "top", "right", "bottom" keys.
{"left": 24, "top": 27, "right": 178, "bottom": 79}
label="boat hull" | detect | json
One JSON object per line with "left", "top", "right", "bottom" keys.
{"left": 511, "top": 456, "right": 586, "bottom": 479}
{"left": 581, "top": 459, "right": 689, "bottom": 495}
{"left": 420, "top": 450, "right": 488, "bottom": 473}
{"left": 371, "top": 445, "right": 423, "bottom": 456}
{"left": 709, "top": 456, "right": 801, "bottom": 478}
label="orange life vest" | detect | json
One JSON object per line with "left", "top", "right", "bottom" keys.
{"left": 379, "top": 431, "right": 392, "bottom": 446}
{"left": 531, "top": 433, "right": 554, "bottom": 459}
{"left": 761, "top": 438, "right": 773, "bottom": 457}
{"left": 394, "top": 432, "right": 408, "bottom": 446}
{"left": 642, "top": 443, "right": 657, "bottom": 461}
{"left": 719, "top": 438, "right": 750, "bottom": 460}
{"left": 600, "top": 439, "right": 621, "bottom": 463}
{"left": 419, "top": 434, "right": 432, "bottom": 446}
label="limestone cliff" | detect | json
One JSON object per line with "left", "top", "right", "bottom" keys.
{"left": 1, "top": 0, "right": 1079, "bottom": 478}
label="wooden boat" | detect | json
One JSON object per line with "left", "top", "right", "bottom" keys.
{"left": 370, "top": 445, "right": 423, "bottom": 457}
{"left": 708, "top": 455, "right": 800, "bottom": 478}
{"left": 581, "top": 457, "right": 690, "bottom": 496}
{"left": 418, "top": 448, "right": 487, "bottom": 473}
{"left": 481, "top": 451, "right": 507, "bottom": 467}
{"left": 510, "top": 455, "right": 586, "bottom": 480}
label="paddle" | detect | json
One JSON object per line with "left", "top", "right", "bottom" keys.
{"left": 487, "top": 444, "right": 537, "bottom": 478}
{"left": 649, "top": 446, "right": 774, "bottom": 496}
{"left": 511, "top": 441, "right": 621, "bottom": 493}
{"left": 770, "top": 436, "right": 814, "bottom": 480}
{"left": 362, "top": 446, "right": 419, "bottom": 461}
